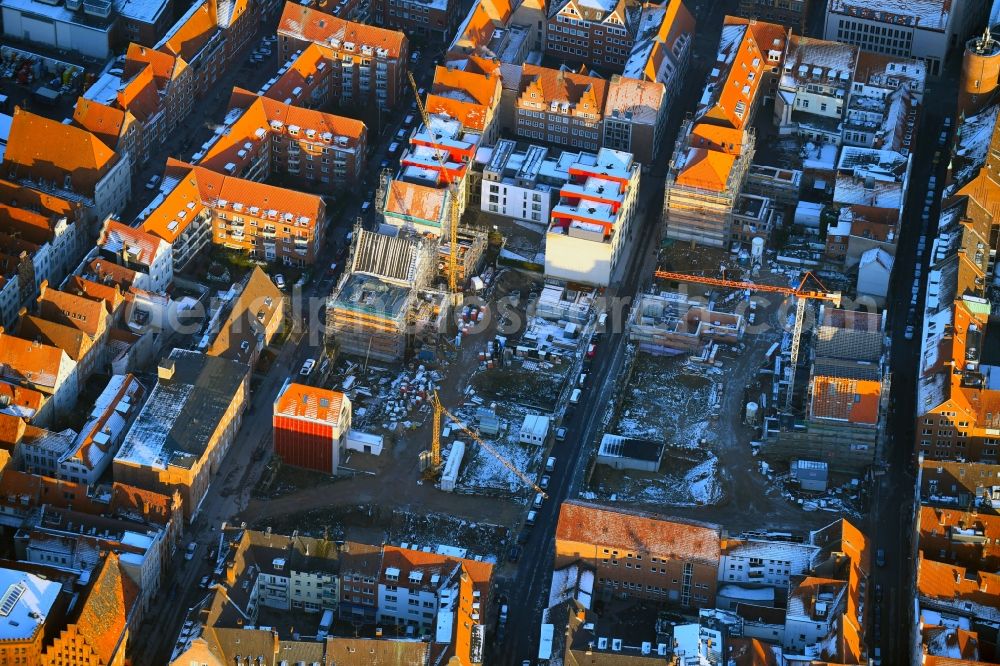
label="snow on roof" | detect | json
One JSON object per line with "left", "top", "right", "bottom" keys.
{"left": 83, "top": 72, "right": 124, "bottom": 106}
{"left": 0, "top": 113, "right": 12, "bottom": 144}
{"left": 0, "top": 568, "right": 61, "bottom": 640}
{"left": 116, "top": 0, "right": 170, "bottom": 24}
{"left": 952, "top": 104, "right": 999, "bottom": 188}
{"left": 828, "top": 0, "right": 951, "bottom": 32}
{"left": 858, "top": 247, "right": 893, "bottom": 271}
{"left": 1, "top": 0, "right": 116, "bottom": 28}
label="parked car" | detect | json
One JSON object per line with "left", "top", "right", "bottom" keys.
{"left": 185, "top": 542, "right": 197, "bottom": 561}
{"left": 508, "top": 546, "right": 522, "bottom": 562}
{"left": 876, "top": 548, "right": 886, "bottom": 566}
{"left": 396, "top": 129, "right": 407, "bottom": 140}
{"left": 199, "top": 575, "right": 210, "bottom": 588}
{"left": 404, "top": 114, "right": 415, "bottom": 126}
{"left": 905, "top": 325, "right": 914, "bottom": 340}
{"left": 410, "top": 50, "right": 421, "bottom": 63}
{"left": 300, "top": 358, "right": 316, "bottom": 376}
{"left": 145, "top": 174, "right": 161, "bottom": 190}
{"left": 539, "top": 475, "right": 550, "bottom": 490}
{"left": 555, "top": 427, "right": 567, "bottom": 441}
{"left": 526, "top": 510, "right": 537, "bottom": 525}
{"left": 274, "top": 274, "right": 286, "bottom": 290}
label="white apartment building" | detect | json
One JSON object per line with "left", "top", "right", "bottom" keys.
{"left": 782, "top": 577, "right": 848, "bottom": 655}
{"left": 774, "top": 36, "right": 859, "bottom": 144}
{"left": 480, "top": 140, "right": 571, "bottom": 224}
{"left": 719, "top": 537, "right": 821, "bottom": 589}
{"left": 545, "top": 148, "right": 641, "bottom": 287}
{"left": 98, "top": 219, "right": 174, "bottom": 293}
{"left": 843, "top": 52, "right": 925, "bottom": 152}
{"left": 824, "top": 0, "right": 983, "bottom": 76}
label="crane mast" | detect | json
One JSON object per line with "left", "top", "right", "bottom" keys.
{"left": 653, "top": 269, "right": 841, "bottom": 411}
{"left": 408, "top": 73, "right": 460, "bottom": 301}
{"left": 426, "top": 392, "right": 547, "bottom": 498}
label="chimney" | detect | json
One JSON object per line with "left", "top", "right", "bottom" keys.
{"left": 157, "top": 357, "right": 176, "bottom": 380}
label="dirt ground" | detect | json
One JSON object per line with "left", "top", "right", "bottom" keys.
{"left": 240, "top": 268, "right": 554, "bottom": 542}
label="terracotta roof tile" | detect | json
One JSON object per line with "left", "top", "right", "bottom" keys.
{"left": 126, "top": 42, "right": 186, "bottom": 85}
{"left": 810, "top": 376, "right": 881, "bottom": 424}
{"left": 84, "top": 258, "right": 141, "bottom": 291}
{"left": 38, "top": 287, "right": 108, "bottom": 339}
{"left": 0, "top": 179, "right": 82, "bottom": 221}
{"left": 0, "top": 331, "right": 70, "bottom": 392}
{"left": 432, "top": 66, "right": 500, "bottom": 106}
{"left": 72, "top": 98, "right": 130, "bottom": 150}
{"left": 208, "top": 267, "right": 284, "bottom": 364}
{"left": 384, "top": 179, "right": 448, "bottom": 226}
{"left": 264, "top": 43, "right": 331, "bottom": 104}
{"left": 117, "top": 64, "right": 161, "bottom": 121}
{"left": 0, "top": 203, "right": 61, "bottom": 245}
{"left": 381, "top": 545, "right": 493, "bottom": 590}
{"left": 66, "top": 551, "right": 137, "bottom": 664}
{"left": 917, "top": 554, "right": 1000, "bottom": 611}
{"left": 675, "top": 147, "right": 736, "bottom": 192}
{"left": 159, "top": 0, "right": 219, "bottom": 61}
{"left": 17, "top": 315, "right": 90, "bottom": 362}
{"left": 278, "top": 2, "right": 406, "bottom": 58}
{"left": 519, "top": 64, "right": 609, "bottom": 112}
{"left": 324, "top": 637, "right": 429, "bottom": 665}
{"left": 4, "top": 108, "right": 118, "bottom": 193}
{"left": 448, "top": 0, "right": 513, "bottom": 56}
{"left": 556, "top": 500, "right": 721, "bottom": 566}
{"left": 99, "top": 219, "right": 165, "bottom": 268}
{"left": 0, "top": 380, "right": 46, "bottom": 418}
{"left": 922, "top": 657, "right": 1000, "bottom": 666}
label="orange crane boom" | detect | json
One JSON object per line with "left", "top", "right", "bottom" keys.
{"left": 654, "top": 269, "right": 842, "bottom": 409}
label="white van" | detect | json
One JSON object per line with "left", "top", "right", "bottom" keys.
{"left": 578, "top": 373, "right": 587, "bottom": 387}
{"left": 532, "top": 493, "right": 544, "bottom": 508}
{"left": 597, "top": 312, "right": 608, "bottom": 329}
{"left": 545, "top": 456, "right": 556, "bottom": 472}
{"left": 570, "top": 388, "right": 581, "bottom": 404}
{"left": 526, "top": 510, "right": 537, "bottom": 525}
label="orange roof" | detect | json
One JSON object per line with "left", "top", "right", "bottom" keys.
{"left": 141, "top": 161, "right": 208, "bottom": 243}
{"left": 274, "top": 382, "right": 346, "bottom": 425}
{"left": 4, "top": 108, "right": 118, "bottom": 194}
{"left": 17, "top": 315, "right": 90, "bottom": 362}
{"left": 689, "top": 123, "right": 746, "bottom": 155}
{"left": 556, "top": 500, "right": 721, "bottom": 565}
{"left": 381, "top": 545, "right": 494, "bottom": 589}
{"left": 126, "top": 42, "right": 186, "bottom": 85}
{"left": 0, "top": 380, "right": 45, "bottom": 417}
{"left": 384, "top": 180, "right": 448, "bottom": 226}
{"left": 922, "top": 658, "right": 1000, "bottom": 666}
{"left": 0, "top": 331, "right": 69, "bottom": 392}
{"left": 72, "top": 98, "right": 129, "bottom": 150}
{"left": 675, "top": 147, "right": 736, "bottom": 192}
{"left": 0, "top": 203, "right": 59, "bottom": 245}
{"left": 117, "top": 64, "right": 161, "bottom": 121}
{"left": 919, "top": 506, "right": 1000, "bottom": 570}
{"left": 519, "top": 64, "right": 608, "bottom": 113}
{"left": 84, "top": 258, "right": 141, "bottom": 291}
{"left": 448, "top": 0, "right": 513, "bottom": 56}
{"left": 38, "top": 286, "right": 108, "bottom": 339}
{"left": 65, "top": 275, "right": 125, "bottom": 315}
{"left": 111, "top": 481, "right": 179, "bottom": 523}
{"left": 64, "top": 552, "right": 137, "bottom": 665}
{"left": 423, "top": 94, "right": 491, "bottom": 131}
{"left": 810, "top": 376, "right": 881, "bottom": 424}
{"left": 278, "top": 2, "right": 405, "bottom": 58}
{"left": 264, "top": 43, "right": 331, "bottom": 104}
{"left": 917, "top": 554, "right": 1000, "bottom": 611}
{"left": 159, "top": 0, "right": 219, "bottom": 61}
{"left": 200, "top": 90, "right": 365, "bottom": 176}
{"left": 699, "top": 17, "right": 786, "bottom": 131}
{"left": 432, "top": 66, "right": 500, "bottom": 106}
{"left": 0, "top": 178, "right": 81, "bottom": 221}
{"left": 99, "top": 218, "right": 165, "bottom": 268}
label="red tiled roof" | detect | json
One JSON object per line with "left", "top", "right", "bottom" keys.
{"left": 117, "top": 64, "right": 161, "bottom": 121}
{"left": 0, "top": 331, "right": 69, "bottom": 392}
{"left": 556, "top": 500, "right": 721, "bottom": 566}
{"left": 917, "top": 554, "right": 1000, "bottom": 610}
{"left": 67, "top": 552, "right": 137, "bottom": 664}
{"left": 65, "top": 276, "right": 124, "bottom": 316}
{"left": 384, "top": 180, "right": 447, "bottom": 226}
{"left": 810, "top": 376, "right": 881, "bottom": 424}
{"left": 4, "top": 108, "right": 118, "bottom": 193}
{"left": 518, "top": 64, "right": 609, "bottom": 112}
{"left": 38, "top": 286, "right": 108, "bottom": 339}
{"left": 381, "top": 545, "right": 493, "bottom": 590}
{"left": 264, "top": 43, "right": 331, "bottom": 104}
{"left": 99, "top": 219, "right": 165, "bottom": 268}
{"left": 278, "top": 2, "right": 406, "bottom": 58}
{"left": 72, "top": 98, "right": 130, "bottom": 150}
{"left": 0, "top": 178, "right": 82, "bottom": 222}
{"left": 159, "top": 0, "right": 219, "bottom": 61}
{"left": 126, "top": 42, "right": 186, "bottom": 85}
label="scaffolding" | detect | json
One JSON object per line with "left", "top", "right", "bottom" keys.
{"left": 436, "top": 226, "right": 488, "bottom": 287}
{"left": 662, "top": 119, "right": 756, "bottom": 249}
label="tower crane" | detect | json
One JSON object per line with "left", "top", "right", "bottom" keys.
{"left": 408, "top": 72, "right": 461, "bottom": 303}
{"left": 653, "top": 269, "right": 842, "bottom": 410}
{"left": 425, "top": 392, "right": 547, "bottom": 499}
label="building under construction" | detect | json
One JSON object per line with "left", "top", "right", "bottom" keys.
{"left": 662, "top": 119, "right": 756, "bottom": 249}
{"left": 436, "top": 227, "right": 487, "bottom": 287}
{"left": 629, "top": 291, "right": 744, "bottom": 356}
{"left": 761, "top": 307, "right": 890, "bottom": 473}
{"left": 327, "top": 228, "right": 449, "bottom": 362}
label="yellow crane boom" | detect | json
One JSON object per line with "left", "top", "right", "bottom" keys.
{"left": 407, "top": 72, "right": 460, "bottom": 297}
{"left": 431, "top": 392, "right": 547, "bottom": 498}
